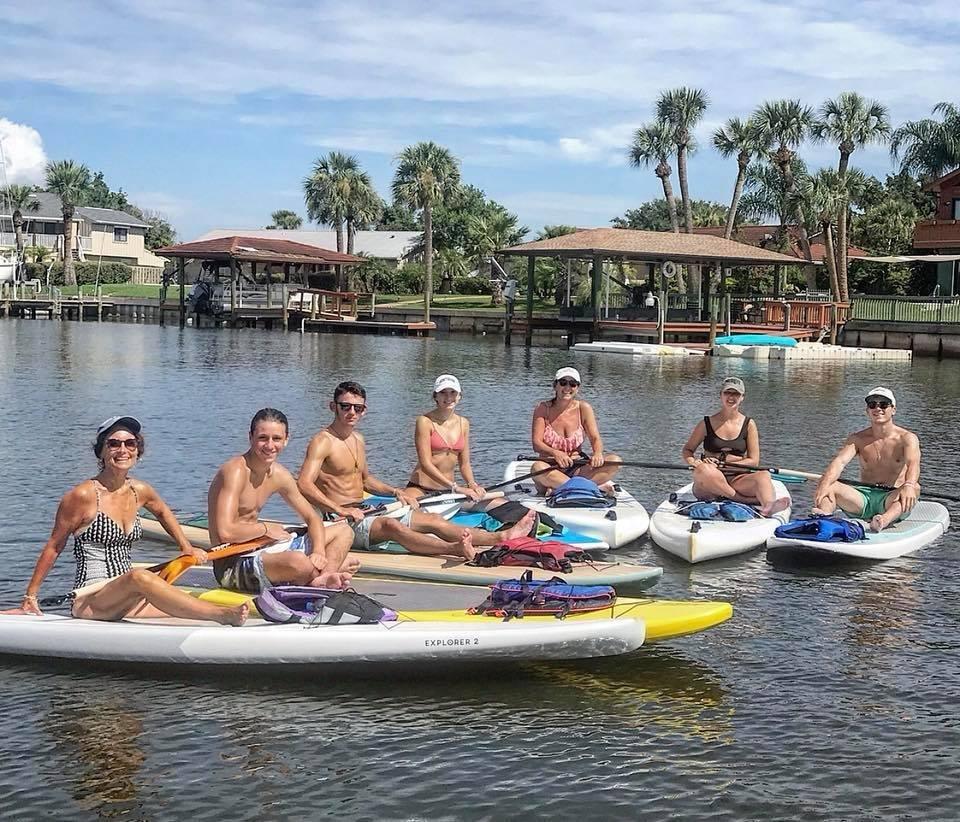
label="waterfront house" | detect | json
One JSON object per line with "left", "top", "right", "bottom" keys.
{"left": 913, "top": 168, "right": 960, "bottom": 295}
{"left": 0, "top": 192, "right": 166, "bottom": 280}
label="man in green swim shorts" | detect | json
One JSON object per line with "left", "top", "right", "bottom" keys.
{"left": 813, "top": 387, "right": 922, "bottom": 532}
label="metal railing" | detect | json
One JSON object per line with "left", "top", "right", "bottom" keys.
{"left": 851, "top": 295, "right": 960, "bottom": 323}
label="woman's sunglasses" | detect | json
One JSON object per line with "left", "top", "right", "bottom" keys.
{"left": 556, "top": 379, "right": 580, "bottom": 388}
{"left": 106, "top": 438, "right": 138, "bottom": 451}
{"left": 866, "top": 400, "right": 891, "bottom": 410}
{"left": 337, "top": 402, "right": 367, "bottom": 413}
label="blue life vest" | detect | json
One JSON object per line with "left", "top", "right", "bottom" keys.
{"left": 774, "top": 516, "right": 867, "bottom": 543}
{"left": 684, "top": 500, "right": 759, "bottom": 522}
{"left": 547, "top": 476, "right": 615, "bottom": 509}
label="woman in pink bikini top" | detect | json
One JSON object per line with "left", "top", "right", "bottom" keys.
{"left": 406, "top": 374, "right": 486, "bottom": 501}
{"left": 530, "top": 367, "right": 621, "bottom": 494}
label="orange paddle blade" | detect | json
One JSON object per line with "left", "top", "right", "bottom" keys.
{"left": 155, "top": 536, "right": 274, "bottom": 584}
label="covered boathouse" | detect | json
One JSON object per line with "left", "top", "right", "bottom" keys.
{"left": 500, "top": 228, "right": 819, "bottom": 346}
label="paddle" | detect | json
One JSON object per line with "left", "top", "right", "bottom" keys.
{"left": 513, "top": 455, "right": 807, "bottom": 484}
{"left": 34, "top": 535, "right": 276, "bottom": 608}
{"left": 724, "top": 465, "right": 960, "bottom": 504}
{"left": 488, "top": 459, "right": 589, "bottom": 490}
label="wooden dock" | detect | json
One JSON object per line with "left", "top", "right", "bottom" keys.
{"left": 301, "top": 316, "right": 435, "bottom": 337}
{"left": 1, "top": 295, "right": 115, "bottom": 321}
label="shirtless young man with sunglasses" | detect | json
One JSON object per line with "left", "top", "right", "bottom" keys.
{"left": 296, "top": 381, "right": 535, "bottom": 559}
{"left": 813, "top": 387, "right": 922, "bottom": 532}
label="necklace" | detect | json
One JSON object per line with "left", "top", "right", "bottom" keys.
{"left": 341, "top": 434, "right": 361, "bottom": 473}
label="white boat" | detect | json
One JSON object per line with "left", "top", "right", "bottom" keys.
{"left": 0, "top": 611, "right": 646, "bottom": 665}
{"left": 0, "top": 260, "right": 14, "bottom": 284}
{"left": 649, "top": 481, "right": 792, "bottom": 563}
{"left": 502, "top": 460, "right": 650, "bottom": 548}
{"left": 766, "top": 501, "right": 950, "bottom": 560}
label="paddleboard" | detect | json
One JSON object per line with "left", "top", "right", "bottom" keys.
{"left": 649, "top": 481, "right": 792, "bottom": 563}
{"left": 766, "top": 501, "right": 951, "bottom": 560}
{"left": 139, "top": 518, "right": 663, "bottom": 592}
{"left": 172, "top": 569, "right": 731, "bottom": 643}
{"left": 0, "top": 609, "right": 645, "bottom": 665}
{"left": 503, "top": 460, "right": 650, "bottom": 548}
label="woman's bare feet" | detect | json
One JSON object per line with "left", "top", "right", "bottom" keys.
{"left": 343, "top": 554, "right": 362, "bottom": 574}
{"left": 221, "top": 602, "right": 249, "bottom": 626}
{"left": 502, "top": 510, "right": 538, "bottom": 540}
{"left": 761, "top": 497, "right": 791, "bottom": 517}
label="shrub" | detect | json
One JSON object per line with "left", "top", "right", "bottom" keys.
{"left": 452, "top": 274, "right": 491, "bottom": 295}
{"left": 47, "top": 261, "right": 133, "bottom": 286}
{"left": 396, "top": 263, "right": 425, "bottom": 294}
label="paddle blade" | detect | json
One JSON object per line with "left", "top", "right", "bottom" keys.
{"left": 154, "top": 536, "right": 274, "bottom": 585}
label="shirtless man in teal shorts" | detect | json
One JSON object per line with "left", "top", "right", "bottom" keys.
{"left": 813, "top": 387, "right": 922, "bottom": 532}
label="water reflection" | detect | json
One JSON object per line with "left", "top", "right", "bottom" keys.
{"left": 42, "top": 689, "right": 149, "bottom": 815}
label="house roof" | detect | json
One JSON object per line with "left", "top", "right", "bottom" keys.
{"left": 922, "top": 168, "right": 960, "bottom": 192}
{"left": 502, "top": 227, "right": 801, "bottom": 266}
{"left": 153, "top": 235, "right": 361, "bottom": 265}
{"left": 0, "top": 191, "right": 150, "bottom": 227}
{"left": 693, "top": 225, "right": 867, "bottom": 263}
{"left": 198, "top": 228, "right": 419, "bottom": 260}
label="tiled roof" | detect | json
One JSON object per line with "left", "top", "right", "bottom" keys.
{"left": 153, "top": 235, "right": 361, "bottom": 265}
{"left": 503, "top": 227, "right": 801, "bottom": 265}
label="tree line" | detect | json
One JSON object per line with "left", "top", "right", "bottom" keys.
{"left": 628, "top": 90, "right": 960, "bottom": 300}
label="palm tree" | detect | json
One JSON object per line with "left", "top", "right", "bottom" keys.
{"left": 303, "top": 151, "right": 357, "bottom": 254}
{"left": 628, "top": 121, "right": 680, "bottom": 233}
{"left": 803, "top": 170, "right": 849, "bottom": 302}
{"left": 392, "top": 142, "right": 461, "bottom": 322}
{"left": 44, "top": 160, "right": 91, "bottom": 287}
{"left": 810, "top": 92, "right": 890, "bottom": 294}
{"left": 345, "top": 173, "right": 384, "bottom": 256}
{"left": 752, "top": 100, "right": 815, "bottom": 263}
{"left": 1, "top": 184, "right": 40, "bottom": 266}
{"left": 657, "top": 87, "right": 709, "bottom": 233}
{"left": 712, "top": 117, "right": 765, "bottom": 239}
{"left": 266, "top": 209, "right": 303, "bottom": 230}
{"left": 465, "top": 209, "right": 526, "bottom": 306}
{"left": 890, "top": 102, "right": 960, "bottom": 180}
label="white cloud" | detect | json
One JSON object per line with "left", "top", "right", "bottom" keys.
{"left": 0, "top": 119, "right": 47, "bottom": 184}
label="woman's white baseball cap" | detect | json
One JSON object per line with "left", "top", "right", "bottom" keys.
{"left": 434, "top": 374, "right": 462, "bottom": 393}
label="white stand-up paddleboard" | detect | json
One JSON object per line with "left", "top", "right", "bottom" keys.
{"left": 503, "top": 460, "right": 649, "bottom": 548}
{"left": 649, "top": 482, "right": 792, "bottom": 563}
{"left": 0, "top": 612, "right": 645, "bottom": 665}
{"left": 766, "top": 501, "right": 951, "bottom": 560}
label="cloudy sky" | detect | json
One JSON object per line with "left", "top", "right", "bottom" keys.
{"left": 0, "top": 0, "right": 956, "bottom": 240}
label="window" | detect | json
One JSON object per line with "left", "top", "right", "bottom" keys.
{"left": 952, "top": 198, "right": 960, "bottom": 220}
{"left": 114, "top": 226, "right": 128, "bottom": 243}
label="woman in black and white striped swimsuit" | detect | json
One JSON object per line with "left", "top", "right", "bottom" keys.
{"left": 15, "top": 416, "right": 248, "bottom": 625}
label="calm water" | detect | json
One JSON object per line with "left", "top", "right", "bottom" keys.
{"left": 0, "top": 320, "right": 957, "bottom": 820}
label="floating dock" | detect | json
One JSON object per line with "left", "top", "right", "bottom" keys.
{"left": 572, "top": 341, "right": 705, "bottom": 357}
{"left": 714, "top": 342, "right": 912, "bottom": 361}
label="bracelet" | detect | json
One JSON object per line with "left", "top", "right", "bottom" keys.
{"left": 261, "top": 521, "right": 269, "bottom": 536}
{"left": 23, "top": 594, "right": 38, "bottom": 602}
